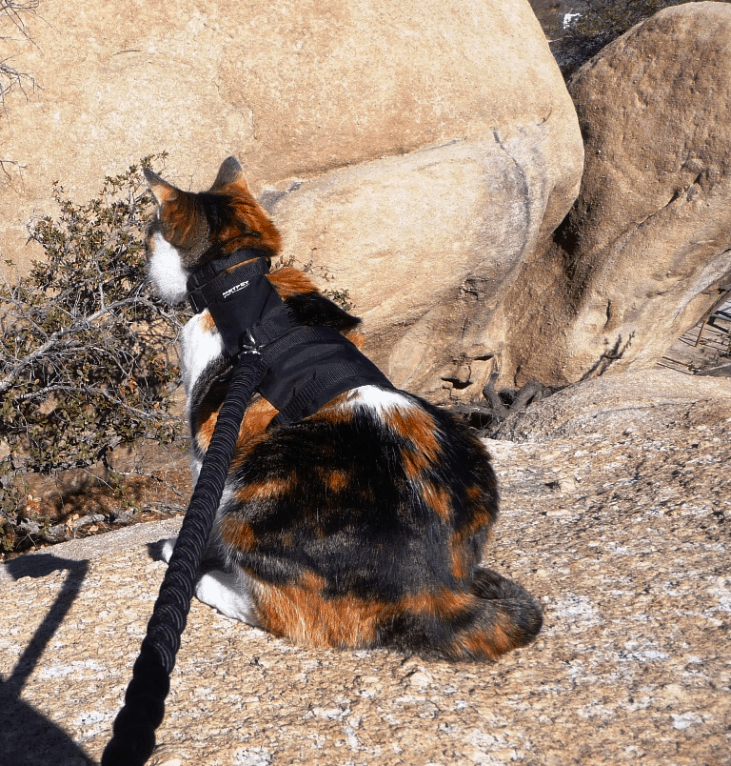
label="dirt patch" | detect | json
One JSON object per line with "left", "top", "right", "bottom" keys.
{"left": 1, "top": 440, "right": 190, "bottom": 561}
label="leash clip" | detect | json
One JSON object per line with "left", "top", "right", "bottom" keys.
{"left": 239, "top": 329, "right": 262, "bottom": 356}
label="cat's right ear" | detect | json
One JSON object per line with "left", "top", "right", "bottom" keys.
{"left": 143, "top": 167, "right": 179, "bottom": 206}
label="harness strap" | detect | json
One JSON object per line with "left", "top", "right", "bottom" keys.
{"left": 187, "top": 247, "right": 268, "bottom": 290}
{"left": 185, "top": 249, "right": 395, "bottom": 425}
{"left": 187, "top": 251, "right": 270, "bottom": 314}
{"left": 256, "top": 325, "right": 393, "bottom": 425}
{"left": 273, "top": 361, "right": 385, "bottom": 426}
{"left": 207, "top": 274, "right": 292, "bottom": 358}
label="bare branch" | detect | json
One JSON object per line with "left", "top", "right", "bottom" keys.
{"left": 1, "top": 154, "right": 181, "bottom": 504}
{"left": 0, "top": 1, "right": 40, "bottom": 42}
{"left": 0, "top": 294, "right": 159, "bottom": 396}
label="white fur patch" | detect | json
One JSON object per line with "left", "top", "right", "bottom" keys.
{"left": 195, "top": 569, "right": 260, "bottom": 625}
{"left": 160, "top": 536, "right": 176, "bottom": 563}
{"left": 180, "top": 311, "right": 224, "bottom": 397}
{"left": 343, "top": 385, "right": 413, "bottom": 417}
{"left": 160, "top": 536, "right": 259, "bottom": 625}
{"left": 148, "top": 232, "right": 189, "bottom": 304}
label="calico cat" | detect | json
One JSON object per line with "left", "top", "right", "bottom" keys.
{"left": 144, "top": 157, "right": 542, "bottom": 660}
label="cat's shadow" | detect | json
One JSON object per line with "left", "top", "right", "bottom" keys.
{"left": 1, "top": 554, "right": 95, "bottom": 765}
{"left": 146, "top": 538, "right": 224, "bottom": 573}
{"left": 146, "top": 538, "right": 167, "bottom": 561}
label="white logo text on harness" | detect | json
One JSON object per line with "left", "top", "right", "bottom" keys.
{"left": 222, "top": 280, "right": 250, "bottom": 299}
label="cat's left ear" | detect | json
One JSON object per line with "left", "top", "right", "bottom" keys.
{"left": 143, "top": 167, "right": 179, "bottom": 206}
{"left": 210, "top": 156, "right": 249, "bottom": 191}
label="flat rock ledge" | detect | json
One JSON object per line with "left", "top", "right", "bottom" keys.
{"left": 2, "top": 370, "right": 730, "bottom": 765}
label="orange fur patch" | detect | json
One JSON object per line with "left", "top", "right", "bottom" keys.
{"left": 308, "top": 392, "right": 357, "bottom": 425}
{"left": 401, "top": 447, "right": 432, "bottom": 480}
{"left": 215, "top": 183, "right": 281, "bottom": 256}
{"left": 201, "top": 310, "right": 217, "bottom": 334}
{"left": 255, "top": 570, "right": 385, "bottom": 648}
{"left": 447, "top": 504, "right": 494, "bottom": 581}
{"left": 419, "top": 480, "right": 452, "bottom": 522}
{"left": 316, "top": 467, "right": 350, "bottom": 494}
{"left": 464, "top": 505, "right": 496, "bottom": 537}
{"left": 226, "top": 398, "right": 279, "bottom": 467}
{"left": 220, "top": 517, "right": 256, "bottom": 552}
{"left": 449, "top": 538, "right": 471, "bottom": 581}
{"left": 268, "top": 267, "right": 318, "bottom": 298}
{"left": 195, "top": 407, "right": 219, "bottom": 452}
{"left": 456, "top": 610, "right": 518, "bottom": 661}
{"left": 236, "top": 475, "right": 295, "bottom": 504}
{"left": 387, "top": 407, "right": 441, "bottom": 463}
{"left": 399, "top": 587, "right": 473, "bottom": 619}
{"left": 197, "top": 396, "right": 278, "bottom": 455}
{"left": 239, "top": 397, "right": 278, "bottom": 440}
{"left": 344, "top": 329, "right": 365, "bottom": 348}
{"left": 466, "top": 484, "right": 487, "bottom": 503}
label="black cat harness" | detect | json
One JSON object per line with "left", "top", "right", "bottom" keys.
{"left": 186, "top": 248, "right": 394, "bottom": 425}
{"left": 102, "top": 249, "right": 394, "bottom": 765}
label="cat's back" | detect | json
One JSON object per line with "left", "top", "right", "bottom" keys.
{"left": 221, "top": 383, "right": 498, "bottom": 590}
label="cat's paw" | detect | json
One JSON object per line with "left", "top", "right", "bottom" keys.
{"left": 160, "top": 536, "right": 177, "bottom": 564}
{"left": 195, "top": 569, "right": 260, "bottom": 626}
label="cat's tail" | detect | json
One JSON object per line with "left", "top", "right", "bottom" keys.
{"left": 434, "top": 568, "right": 543, "bottom": 661}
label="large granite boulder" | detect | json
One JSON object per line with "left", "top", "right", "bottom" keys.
{"left": 0, "top": 0, "right": 582, "bottom": 401}
{"left": 501, "top": 2, "right": 731, "bottom": 386}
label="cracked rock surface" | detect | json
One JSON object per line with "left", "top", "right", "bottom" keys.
{"left": 2, "top": 369, "right": 729, "bottom": 765}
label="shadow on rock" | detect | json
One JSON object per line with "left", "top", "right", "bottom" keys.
{"left": 1, "top": 554, "right": 94, "bottom": 766}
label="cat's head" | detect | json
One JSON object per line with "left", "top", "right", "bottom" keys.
{"left": 144, "top": 156, "right": 281, "bottom": 305}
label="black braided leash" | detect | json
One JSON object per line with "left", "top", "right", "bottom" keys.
{"left": 101, "top": 250, "right": 391, "bottom": 764}
{"left": 101, "top": 351, "right": 265, "bottom": 766}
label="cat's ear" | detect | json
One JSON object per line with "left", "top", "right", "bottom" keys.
{"left": 143, "top": 167, "right": 179, "bottom": 205}
{"left": 210, "top": 156, "right": 249, "bottom": 191}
